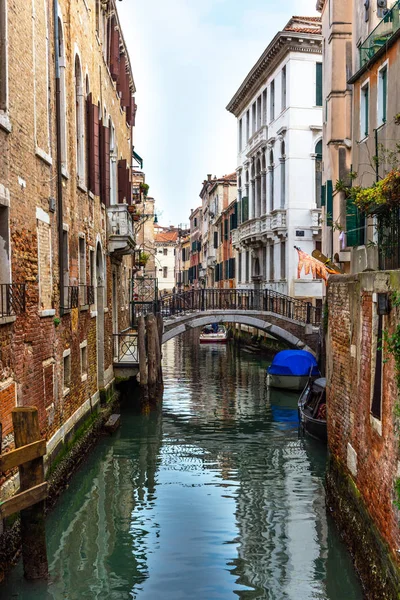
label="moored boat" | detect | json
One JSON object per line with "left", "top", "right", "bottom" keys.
{"left": 199, "top": 324, "right": 228, "bottom": 344}
{"left": 298, "top": 377, "right": 327, "bottom": 443}
{"left": 266, "top": 350, "right": 320, "bottom": 391}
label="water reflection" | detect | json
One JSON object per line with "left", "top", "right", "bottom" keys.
{"left": 0, "top": 331, "right": 363, "bottom": 600}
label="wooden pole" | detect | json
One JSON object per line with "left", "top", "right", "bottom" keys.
{"left": 12, "top": 407, "right": 48, "bottom": 580}
{"left": 146, "top": 314, "right": 157, "bottom": 401}
{"left": 156, "top": 313, "right": 164, "bottom": 389}
{"left": 138, "top": 316, "right": 148, "bottom": 395}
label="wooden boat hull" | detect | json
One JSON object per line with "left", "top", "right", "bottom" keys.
{"left": 199, "top": 335, "right": 227, "bottom": 344}
{"left": 298, "top": 405, "right": 327, "bottom": 443}
{"left": 267, "top": 373, "right": 310, "bottom": 391}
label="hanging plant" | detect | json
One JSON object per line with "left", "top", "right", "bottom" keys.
{"left": 140, "top": 183, "right": 150, "bottom": 198}
{"left": 353, "top": 170, "right": 400, "bottom": 215}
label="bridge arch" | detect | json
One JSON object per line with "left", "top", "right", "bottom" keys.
{"left": 161, "top": 311, "right": 316, "bottom": 355}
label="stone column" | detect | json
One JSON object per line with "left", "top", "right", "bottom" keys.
{"left": 261, "top": 171, "right": 267, "bottom": 216}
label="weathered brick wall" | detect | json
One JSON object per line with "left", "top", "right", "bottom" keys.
{"left": 327, "top": 272, "right": 400, "bottom": 557}
{"left": 0, "top": 0, "right": 134, "bottom": 483}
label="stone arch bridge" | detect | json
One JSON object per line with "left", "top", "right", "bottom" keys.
{"left": 159, "top": 289, "right": 321, "bottom": 354}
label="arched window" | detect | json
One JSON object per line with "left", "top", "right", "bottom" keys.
{"left": 75, "top": 55, "right": 85, "bottom": 184}
{"left": 85, "top": 74, "right": 90, "bottom": 186}
{"left": 315, "top": 140, "right": 322, "bottom": 208}
{"left": 58, "top": 17, "right": 67, "bottom": 168}
{"left": 269, "top": 150, "right": 274, "bottom": 212}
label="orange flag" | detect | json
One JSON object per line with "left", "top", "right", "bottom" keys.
{"left": 295, "top": 247, "right": 336, "bottom": 282}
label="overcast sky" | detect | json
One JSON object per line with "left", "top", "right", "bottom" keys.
{"left": 118, "top": 0, "right": 318, "bottom": 227}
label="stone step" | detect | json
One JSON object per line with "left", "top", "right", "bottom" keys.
{"left": 104, "top": 414, "right": 121, "bottom": 434}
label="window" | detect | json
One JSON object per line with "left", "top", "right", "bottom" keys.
{"left": 37, "top": 217, "right": 52, "bottom": 311}
{"left": 95, "top": 0, "right": 100, "bottom": 34}
{"left": 63, "top": 351, "right": 71, "bottom": 394}
{"left": 238, "top": 251, "right": 242, "bottom": 282}
{"left": 371, "top": 311, "right": 384, "bottom": 422}
{"left": 378, "top": 65, "right": 387, "bottom": 126}
{"left": 0, "top": 203, "right": 10, "bottom": 286}
{"left": 79, "top": 236, "right": 86, "bottom": 304}
{"left": 245, "top": 251, "right": 250, "bottom": 282}
{"left": 0, "top": 0, "right": 8, "bottom": 112}
{"left": 280, "top": 141, "right": 286, "bottom": 209}
{"left": 75, "top": 54, "right": 85, "bottom": 184}
{"left": 257, "top": 95, "right": 262, "bottom": 130}
{"left": 315, "top": 140, "right": 322, "bottom": 208}
{"left": 281, "top": 66, "right": 287, "bottom": 111}
{"left": 214, "top": 231, "right": 218, "bottom": 249}
{"left": 263, "top": 246, "right": 267, "bottom": 280}
{"left": 58, "top": 17, "right": 67, "bottom": 168}
{"left": 269, "top": 244, "right": 275, "bottom": 281}
{"left": 280, "top": 241, "right": 286, "bottom": 280}
{"left": 262, "top": 89, "right": 267, "bottom": 125}
{"left": 252, "top": 102, "right": 256, "bottom": 134}
{"left": 360, "top": 83, "right": 369, "bottom": 138}
{"left": 239, "top": 118, "right": 242, "bottom": 152}
{"left": 246, "top": 109, "right": 250, "bottom": 140}
{"left": 270, "top": 80, "right": 275, "bottom": 121}
{"left": 163, "top": 267, "right": 168, "bottom": 278}
{"left": 89, "top": 248, "right": 95, "bottom": 289}
{"left": 194, "top": 217, "right": 197, "bottom": 228}
{"left": 316, "top": 63, "right": 323, "bottom": 106}
{"left": 62, "top": 229, "right": 69, "bottom": 308}
{"left": 163, "top": 248, "right": 168, "bottom": 256}
{"left": 80, "top": 341, "right": 88, "bottom": 380}
{"left": 269, "top": 151, "right": 274, "bottom": 212}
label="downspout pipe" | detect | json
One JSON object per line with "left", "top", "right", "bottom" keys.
{"left": 54, "top": 0, "right": 64, "bottom": 316}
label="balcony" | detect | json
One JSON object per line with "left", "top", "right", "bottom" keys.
{"left": 246, "top": 125, "right": 268, "bottom": 157}
{"left": 234, "top": 215, "right": 273, "bottom": 247}
{"left": 107, "top": 204, "right": 135, "bottom": 255}
{"left": 311, "top": 209, "right": 322, "bottom": 231}
{"left": 359, "top": 3, "right": 400, "bottom": 67}
{"left": 271, "top": 210, "right": 287, "bottom": 231}
{"left": 0, "top": 283, "right": 26, "bottom": 318}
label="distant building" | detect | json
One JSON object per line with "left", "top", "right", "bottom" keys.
{"left": 189, "top": 207, "right": 202, "bottom": 288}
{"left": 226, "top": 16, "right": 323, "bottom": 303}
{"left": 175, "top": 229, "right": 190, "bottom": 291}
{"left": 155, "top": 228, "right": 178, "bottom": 293}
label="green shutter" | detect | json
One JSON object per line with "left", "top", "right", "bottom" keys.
{"left": 242, "top": 196, "right": 249, "bottom": 222}
{"left": 346, "top": 198, "right": 365, "bottom": 247}
{"left": 326, "top": 180, "right": 333, "bottom": 226}
{"left": 316, "top": 63, "right": 323, "bottom": 107}
{"left": 321, "top": 184, "right": 326, "bottom": 207}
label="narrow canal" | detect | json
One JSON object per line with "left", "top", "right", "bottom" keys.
{"left": 1, "top": 332, "right": 363, "bottom": 600}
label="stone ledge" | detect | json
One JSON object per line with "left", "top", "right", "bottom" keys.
{"left": 0, "top": 316, "right": 16, "bottom": 326}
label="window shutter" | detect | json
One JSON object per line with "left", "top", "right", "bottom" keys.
{"left": 110, "top": 21, "right": 120, "bottom": 82}
{"left": 316, "top": 63, "right": 323, "bottom": 107}
{"left": 326, "top": 180, "right": 333, "bottom": 226}
{"left": 126, "top": 95, "right": 134, "bottom": 126}
{"left": 118, "top": 159, "right": 127, "bottom": 203}
{"left": 87, "top": 97, "right": 100, "bottom": 196}
{"left": 224, "top": 219, "right": 228, "bottom": 240}
{"left": 125, "top": 166, "right": 132, "bottom": 205}
{"left": 102, "top": 125, "right": 110, "bottom": 206}
{"left": 321, "top": 184, "right": 326, "bottom": 207}
{"left": 133, "top": 99, "right": 137, "bottom": 126}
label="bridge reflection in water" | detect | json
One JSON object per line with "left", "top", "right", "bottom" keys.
{"left": 1, "top": 331, "right": 362, "bottom": 600}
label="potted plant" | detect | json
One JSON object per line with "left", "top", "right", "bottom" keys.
{"left": 138, "top": 252, "right": 150, "bottom": 267}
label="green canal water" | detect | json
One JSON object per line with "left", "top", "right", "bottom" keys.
{"left": 1, "top": 333, "right": 364, "bottom": 600}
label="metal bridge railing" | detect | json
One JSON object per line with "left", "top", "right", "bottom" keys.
{"left": 158, "top": 288, "right": 321, "bottom": 326}
{"left": 113, "top": 330, "right": 139, "bottom": 364}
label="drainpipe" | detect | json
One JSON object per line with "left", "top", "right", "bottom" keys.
{"left": 54, "top": 0, "right": 64, "bottom": 316}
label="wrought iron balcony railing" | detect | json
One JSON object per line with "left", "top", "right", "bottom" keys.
{"left": 0, "top": 283, "right": 26, "bottom": 318}
{"left": 113, "top": 331, "right": 139, "bottom": 364}
{"left": 63, "top": 286, "right": 79, "bottom": 310}
{"left": 359, "top": 2, "right": 400, "bottom": 67}
{"left": 79, "top": 284, "right": 95, "bottom": 306}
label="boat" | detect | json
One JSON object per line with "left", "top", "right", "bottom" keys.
{"left": 199, "top": 324, "right": 227, "bottom": 344}
{"left": 298, "top": 377, "right": 327, "bottom": 443}
{"left": 266, "top": 349, "right": 320, "bottom": 391}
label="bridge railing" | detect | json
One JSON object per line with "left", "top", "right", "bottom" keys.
{"left": 158, "top": 289, "right": 321, "bottom": 326}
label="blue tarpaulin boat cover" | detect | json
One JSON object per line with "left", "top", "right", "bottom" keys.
{"left": 267, "top": 350, "right": 319, "bottom": 377}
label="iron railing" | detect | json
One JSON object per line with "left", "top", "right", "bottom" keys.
{"left": 378, "top": 210, "right": 400, "bottom": 270}
{"left": 113, "top": 331, "right": 139, "bottom": 363}
{"left": 79, "top": 285, "right": 95, "bottom": 306}
{"left": 359, "top": 2, "right": 400, "bottom": 67}
{"left": 0, "top": 283, "right": 26, "bottom": 318}
{"left": 158, "top": 288, "right": 321, "bottom": 326}
{"left": 63, "top": 286, "right": 79, "bottom": 310}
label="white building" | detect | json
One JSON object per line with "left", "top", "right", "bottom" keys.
{"left": 154, "top": 228, "right": 179, "bottom": 293}
{"left": 226, "top": 16, "right": 323, "bottom": 303}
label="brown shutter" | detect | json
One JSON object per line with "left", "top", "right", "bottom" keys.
{"left": 118, "top": 159, "right": 127, "bottom": 203}
{"left": 110, "top": 20, "right": 120, "bottom": 81}
{"left": 118, "top": 53, "right": 130, "bottom": 108}
{"left": 104, "top": 126, "right": 110, "bottom": 206}
{"left": 100, "top": 124, "right": 110, "bottom": 206}
{"left": 126, "top": 95, "right": 132, "bottom": 126}
{"left": 117, "top": 53, "right": 126, "bottom": 100}
{"left": 133, "top": 99, "right": 137, "bottom": 126}
{"left": 88, "top": 100, "right": 100, "bottom": 196}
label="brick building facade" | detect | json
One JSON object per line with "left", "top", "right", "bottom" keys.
{"left": 0, "top": 0, "right": 136, "bottom": 495}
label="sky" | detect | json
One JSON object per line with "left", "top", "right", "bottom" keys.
{"left": 118, "top": 0, "right": 318, "bottom": 227}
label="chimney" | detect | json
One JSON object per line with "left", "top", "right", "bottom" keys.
{"left": 207, "top": 174, "right": 212, "bottom": 182}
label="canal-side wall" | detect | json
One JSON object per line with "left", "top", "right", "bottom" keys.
{"left": 230, "top": 325, "right": 289, "bottom": 357}
{"left": 326, "top": 272, "right": 400, "bottom": 597}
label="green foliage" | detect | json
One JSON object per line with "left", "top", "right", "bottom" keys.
{"left": 139, "top": 251, "right": 150, "bottom": 265}
{"left": 323, "top": 302, "right": 329, "bottom": 334}
{"left": 53, "top": 317, "right": 60, "bottom": 327}
{"left": 140, "top": 183, "right": 150, "bottom": 197}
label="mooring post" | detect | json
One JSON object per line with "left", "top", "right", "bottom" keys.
{"left": 138, "top": 315, "right": 148, "bottom": 398}
{"left": 146, "top": 314, "right": 158, "bottom": 401}
{"left": 12, "top": 407, "right": 48, "bottom": 580}
{"left": 156, "top": 312, "right": 164, "bottom": 389}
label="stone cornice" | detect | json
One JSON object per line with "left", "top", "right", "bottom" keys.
{"left": 226, "top": 32, "right": 322, "bottom": 117}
